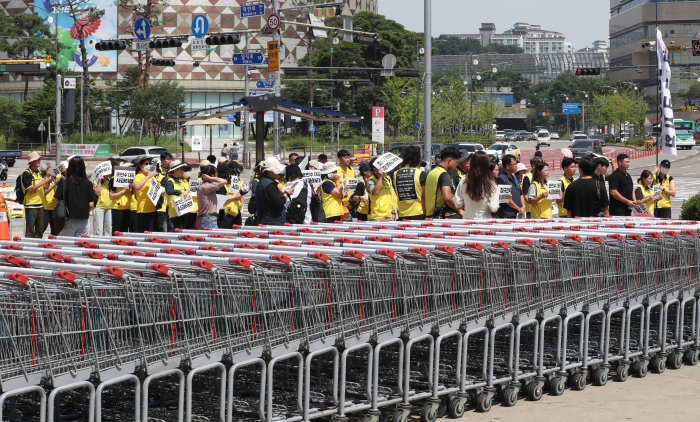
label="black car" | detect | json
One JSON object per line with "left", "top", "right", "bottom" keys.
{"left": 591, "top": 134, "right": 606, "bottom": 147}
{"left": 505, "top": 132, "right": 518, "bottom": 142}
{"left": 517, "top": 131, "right": 530, "bottom": 141}
{"left": 569, "top": 139, "right": 603, "bottom": 161}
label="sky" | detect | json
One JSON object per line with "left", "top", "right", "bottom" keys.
{"left": 378, "top": 0, "right": 610, "bottom": 50}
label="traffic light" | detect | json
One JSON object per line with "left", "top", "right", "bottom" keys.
{"left": 575, "top": 68, "right": 601, "bottom": 76}
{"left": 205, "top": 34, "right": 241, "bottom": 45}
{"left": 353, "top": 34, "right": 380, "bottom": 44}
{"left": 149, "top": 39, "right": 183, "bottom": 48}
{"left": 395, "top": 71, "right": 421, "bottom": 78}
{"left": 150, "top": 58, "right": 175, "bottom": 67}
{"left": 95, "top": 40, "right": 127, "bottom": 51}
{"left": 283, "top": 69, "right": 308, "bottom": 76}
{"left": 341, "top": 70, "right": 368, "bottom": 77}
{"left": 234, "top": 112, "right": 241, "bottom": 127}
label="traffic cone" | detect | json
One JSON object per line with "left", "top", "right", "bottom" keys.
{"left": 0, "top": 193, "right": 10, "bottom": 241}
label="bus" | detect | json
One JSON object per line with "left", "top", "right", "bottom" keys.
{"left": 674, "top": 119, "right": 696, "bottom": 150}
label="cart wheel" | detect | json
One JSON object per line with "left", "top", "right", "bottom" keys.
{"left": 615, "top": 364, "right": 629, "bottom": 382}
{"left": 361, "top": 417, "right": 372, "bottom": 422}
{"left": 667, "top": 352, "right": 682, "bottom": 370}
{"left": 436, "top": 399, "right": 448, "bottom": 418}
{"left": 684, "top": 349, "right": 699, "bottom": 366}
{"left": 448, "top": 397, "right": 465, "bottom": 418}
{"left": 651, "top": 356, "right": 666, "bottom": 374}
{"left": 550, "top": 377, "right": 565, "bottom": 396}
{"left": 572, "top": 373, "right": 586, "bottom": 391}
{"left": 420, "top": 404, "right": 437, "bottom": 422}
{"left": 633, "top": 361, "right": 647, "bottom": 378}
{"left": 527, "top": 382, "right": 543, "bottom": 401}
{"left": 476, "top": 393, "right": 492, "bottom": 413}
{"left": 593, "top": 368, "right": 608, "bottom": 386}
{"left": 391, "top": 411, "right": 403, "bottom": 422}
{"left": 503, "top": 388, "right": 518, "bottom": 407}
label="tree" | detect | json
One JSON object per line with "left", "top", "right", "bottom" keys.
{"left": 131, "top": 80, "right": 185, "bottom": 143}
{"left": 381, "top": 77, "right": 411, "bottom": 140}
{"left": 0, "top": 97, "right": 25, "bottom": 146}
{"left": 0, "top": 13, "right": 64, "bottom": 98}
{"left": 484, "top": 44, "right": 524, "bottom": 54}
{"left": 435, "top": 35, "right": 483, "bottom": 56}
{"left": 103, "top": 67, "right": 140, "bottom": 134}
{"left": 475, "top": 93, "right": 498, "bottom": 134}
{"left": 678, "top": 82, "right": 700, "bottom": 107}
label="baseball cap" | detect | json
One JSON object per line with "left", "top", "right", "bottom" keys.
{"left": 660, "top": 159, "right": 671, "bottom": 168}
{"left": 458, "top": 150, "right": 472, "bottom": 164}
{"left": 359, "top": 161, "right": 372, "bottom": 173}
{"left": 286, "top": 164, "right": 302, "bottom": 178}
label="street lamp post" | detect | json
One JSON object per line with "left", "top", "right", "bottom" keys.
{"left": 423, "top": 0, "right": 432, "bottom": 171}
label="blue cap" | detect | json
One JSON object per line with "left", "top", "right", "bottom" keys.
{"left": 660, "top": 159, "right": 671, "bottom": 167}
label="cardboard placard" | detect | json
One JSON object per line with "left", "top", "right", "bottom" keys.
{"left": 547, "top": 182, "right": 561, "bottom": 200}
{"left": 172, "top": 195, "right": 195, "bottom": 216}
{"left": 373, "top": 152, "right": 403, "bottom": 173}
{"left": 113, "top": 167, "right": 135, "bottom": 187}
{"left": 498, "top": 185, "right": 512, "bottom": 204}
{"left": 189, "top": 180, "right": 203, "bottom": 197}
{"left": 346, "top": 178, "right": 360, "bottom": 194}
{"left": 92, "top": 161, "right": 112, "bottom": 180}
{"left": 146, "top": 177, "right": 164, "bottom": 206}
{"left": 302, "top": 170, "right": 321, "bottom": 190}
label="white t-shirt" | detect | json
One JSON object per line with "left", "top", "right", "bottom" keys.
{"left": 283, "top": 179, "right": 312, "bottom": 224}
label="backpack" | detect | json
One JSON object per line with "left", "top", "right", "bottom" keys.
{"left": 14, "top": 171, "right": 27, "bottom": 204}
{"left": 286, "top": 181, "right": 309, "bottom": 224}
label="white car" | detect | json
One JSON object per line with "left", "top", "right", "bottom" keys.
{"left": 537, "top": 131, "right": 551, "bottom": 146}
{"left": 113, "top": 146, "right": 170, "bottom": 165}
{"left": 495, "top": 131, "right": 505, "bottom": 141}
{"left": 485, "top": 143, "right": 521, "bottom": 161}
{"left": 550, "top": 132, "right": 560, "bottom": 140}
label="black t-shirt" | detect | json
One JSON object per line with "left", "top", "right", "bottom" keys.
{"left": 54, "top": 177, "right": 98, "bottom": 220}
{"left": 608, "top": 169, "right": 633, "bottom": 216}
{"left": 563, "top": 178, "right": 603, "bottom": 218}
{"left": 593, "top": 174, "right": 609, "bottom": 209}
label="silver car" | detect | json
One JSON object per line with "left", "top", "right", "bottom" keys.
{"left": 113, "top": 146, "right": 170, "bottom": 164}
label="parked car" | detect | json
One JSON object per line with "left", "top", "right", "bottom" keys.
{"left": 590, "top": 134, "right": 606, "bottom": 146}
{"left": 550, "top": 132, "right": 560, "bottom": 140}
{"left": 537, "top": 131, "right": 551, "bottom": 146}
{"left": 573, "top": 134, "right": 588, "bottom": 141}
{"left": 485, "top": 143, "right": 521, "bottom": 161}
{"left": 529, "top": 132, "right": 539, "bottom": 141}
{"left": 504, "top": 132, "right": 518, "bottom": 142}
{"left": 113, "top": 146, "right": 169, "bottom": 164}
{"left": 449, "top": 143, "right": 485, "bottom": 155}
{"left": 0, "top": 150, "right": 22, "bottom": 167}
{"left": 569, "top": 139, "right": 603, "bottom": 160}
{"left": 517, "top": 131, "right": 531, "bottom": 141}
{"left": 495, "top": 131, "right": 505, "bottom": 141}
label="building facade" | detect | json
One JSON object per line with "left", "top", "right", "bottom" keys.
{"left": 446, "top": 22, "right": 569, "bottom": 54}
{"left": 609, "top": 0, "right": 700, "bottom": 95}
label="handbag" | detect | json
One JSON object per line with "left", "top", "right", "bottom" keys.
{"left": 53, "top": 177, "right": 68, "bottom": 233}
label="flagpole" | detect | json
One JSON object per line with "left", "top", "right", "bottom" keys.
{"left": 656, "top": 0, "right": 659, "bottom": 165}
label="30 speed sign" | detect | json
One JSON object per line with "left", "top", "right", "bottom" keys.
{"left": 693, "top": 40, "right": 700, "bottom": 57}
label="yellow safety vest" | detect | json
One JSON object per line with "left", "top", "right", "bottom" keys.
{"left": 357, "top": 178, "right": 370, "bottom": 215}
{"left": 167, "top": 177, "right": 189, "bottom": 218}
{"left": 524, "top": 172, "right": 534, "bottom": 213}
{"left": 96, "top": 177, "right": 114, "bottom": 210}
{"left": 156, "top": 174, "right": 168, "bottom": 213}
{"left": 394, "top": 165, "right": 424, "bottom": 218}
{"left": 557, "top": 176, "right": 573, "bottom": 217}
{"left": 226, "top": 179, "right": 243, "bottom": 217}
{"left": 636, "top": 183, "right": 656, "bottom": 215}
{"left": 321, "top": 177, "right": 344, "bottom": 218}
{"left": 368, "top": 175, "right": 397, "bottom": 220}
{"left": 424, "top": 165, "right": 453, "bottom": 217}
{"left": 113, "top": 182, "right": 132, "bottom": 211}
{"left": 655, "top": 174, "right": 673, "bottom": 209}
{"left": 43, "top": 174, "right": 61, "bottom": 211}
{"left": 338, "top": 166, "right": 356, "bottom": 206}
{"left": 530, "top": 180, "right": 552, "bottom": 219}
{"left": 22, "top": 168, "right": 44, "bottom": 206}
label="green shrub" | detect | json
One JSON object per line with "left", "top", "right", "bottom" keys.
{"left": 681, "top": 192, "right": 700, "bottom": 220}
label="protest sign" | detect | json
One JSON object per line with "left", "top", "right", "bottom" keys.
{"left": 302, "top": 170, "right": 321, "bottom": 190}
{"left": 92, "top": 161, "right": 112, "bottom": 180}
{"left": 146, "top": 177, "right": 164, "bottom": 206}
{"left": 189, "top": 180, "right": 203, "bottom": 197}
{"left": 372, "top": 152, "right": 403, "bottom": 173}
{"left": 547, "top": 182, "right": 561, "bottom": 200}
{"left": 653, "top": 184, "right": 662, "bottom": 201}
{"left": 172, "top": 195, "right": 195, "bottom": 216}
{"left": 395, "top": 168, "right": 418, "bottom": 202}
{"left": 113, "top": 167, "right": 135, "bottom": 187}
{"left": 498, "top": 185, "right": 512, "bottom": 204}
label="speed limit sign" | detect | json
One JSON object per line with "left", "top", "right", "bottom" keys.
{"left": 267, "top": 14, "right": 280, "bottom": 31}
{"left": 693, "top": 40, "right": 700, "bottom": 56}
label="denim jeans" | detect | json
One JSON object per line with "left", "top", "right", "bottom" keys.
{"left": 93, "top": 207, "right": 112, "bottom": 236}
{"left": 198, "top": 214, "right": 218, "bottom": 230}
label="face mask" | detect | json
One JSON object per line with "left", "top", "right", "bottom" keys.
{"left": 660, "top": 167, "right": 670, "bottom": 174}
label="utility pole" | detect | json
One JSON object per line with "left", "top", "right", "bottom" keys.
{"left": 330, "top": 47, "right": 334, "bottom": 151}
{"left": 423, "top": 0, "right": 432, "bottom": 171}
{"left": 243, "top": 33, "right": 250, "bottom": 168}
{"left": 80, "top": 77, "right": 84, "bottom": 144}
{"left": 272, "top": 0, "right": 281, "bottom": 158}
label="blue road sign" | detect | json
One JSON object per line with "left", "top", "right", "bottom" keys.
{"left": 256, "top": 80, "right": 274, "bottom": 89}
{"left": 232, "top": 53, "right": 265, "bottom": 65}
{"left": 135, "top": 18, "right": 150, "bottom": 40}
{"left": 228, "top": 113, "right": 236, "bottom": 122}
{"left": 240, "top": 4, "right": 265, "bottom": 18}
{"left": 562, "top": 103, "right": 580, "bottom": 114}
{"left": 414, "top": 123, "right": 421, "bottom": 130}
{"left": 309, "top": 123, "right": 316, "bottom": 132}
{"left": 191, "top": 15, "right": 209, "bottom": 38}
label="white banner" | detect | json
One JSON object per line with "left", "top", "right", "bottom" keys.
{"left": 373, "top": 152, "right": 403, "bottom": 173}
{"left": 657, "top": 29, "right": 677, "bottom": 156}
{"left": 189, "top": 180, "right": 203, "bottom": 197}
{"left": 147, "top": 177, "right": 164, "bottom": 206}
{"left": 653, "top": 184, "right": 662, "bottom": 201}
{"left": 113, "top": 167, "right": 135, "bottom": 187}
{"left": 92, "top": 161, "right": 112, "bottom": 180}
{"left": 302, "top": 170, "right": 321, "bottom": 190}
{"left": 172, "top": 196, "right": 195, "bottom": 216}
{"left": 346, "top": 177, "right": 360, "bottom": 194}
{"left": 547, "top": 182, "right": 561, "bottom": 200}
{"left": 498, "top": 185, "right": 512, "bottom": 204}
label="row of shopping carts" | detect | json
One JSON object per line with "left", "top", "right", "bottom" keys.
{"left": 0, "top": 216, "right": 698, "bottom": 421}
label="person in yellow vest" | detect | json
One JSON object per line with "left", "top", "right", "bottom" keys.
{"left": 451, "top": 150, "right": 471, "bottom": 188}
{"left": 93, "top": 161, "right": 115, "bottom": 236}
{"left": 133, "top": 155, "right": 160, "bottom": 232}
{"left": 367, "top": 157, "right": 398, "bottom": 221}
{"left": 526, "top": 162, "right": 557, "bottom": 219}
{"left": 555, "top": 157, "right": 576, "bottom": 218}
{"left": 423, "top": 147, "right": 463, "bottom": 218}
{"left": 155, "top": 152, "right": 172, "bottom": 232}
{"left": 393, "top": 145, "right": 425, "bottom": 220}
{"left": 42, "top": 161, "right": 63, "bottom": 236}
{"left": 110, "top": 162, "right": 133, "bottom": 235}
{"left": 164, "top": 160, "right": 193, "bottom": 230}
{"left": 351, "top": 161, "right": 374, "bottom": 221}
{"left": 336, "top": 149, "right": 356, "bottom": 220}
{"left": 319, "top": 162, "right": 345, "bottom": 222}
{"left": 22, "top": 151, "right": 51, "bottom": 238}
{"left": 521, "top": 156, "right": 542, "bottom": 219}
{"left": 225, "top": 161, "right": 246, "bottom": 226}
{"left": 652, "top": 160, "right": 676, "bottom": 219}
{"left": 634, "top": 169, "right": 657, "bottom": 216}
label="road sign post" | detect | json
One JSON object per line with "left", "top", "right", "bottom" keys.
{"left": 256, "top": 81, "right": 274, "bottom": 89}
{"left": 232, "top": 53, "right": 265, "bottom": 65}
{"left": 135, "top": 17, "right": 151, "bottom": 40}
{"left": 267, "top": 41, "right": 279, "bottom": 72}
{"left": 372, "top": 107, "right": 385, "bottom": 144}
{"left": 562, "top": 103, "right": 580, "bottom": 114}
{"left": 240, "top": 4, "right": 265, "bottom": 17}
{"left": 267, "top": 14, "right": 280, "bottom": 31}
{"left": 191, "top": 15, "right": 209, "bottom": 38}
{"left": 693, "top": 40, "right": 700, "bottom": 56}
